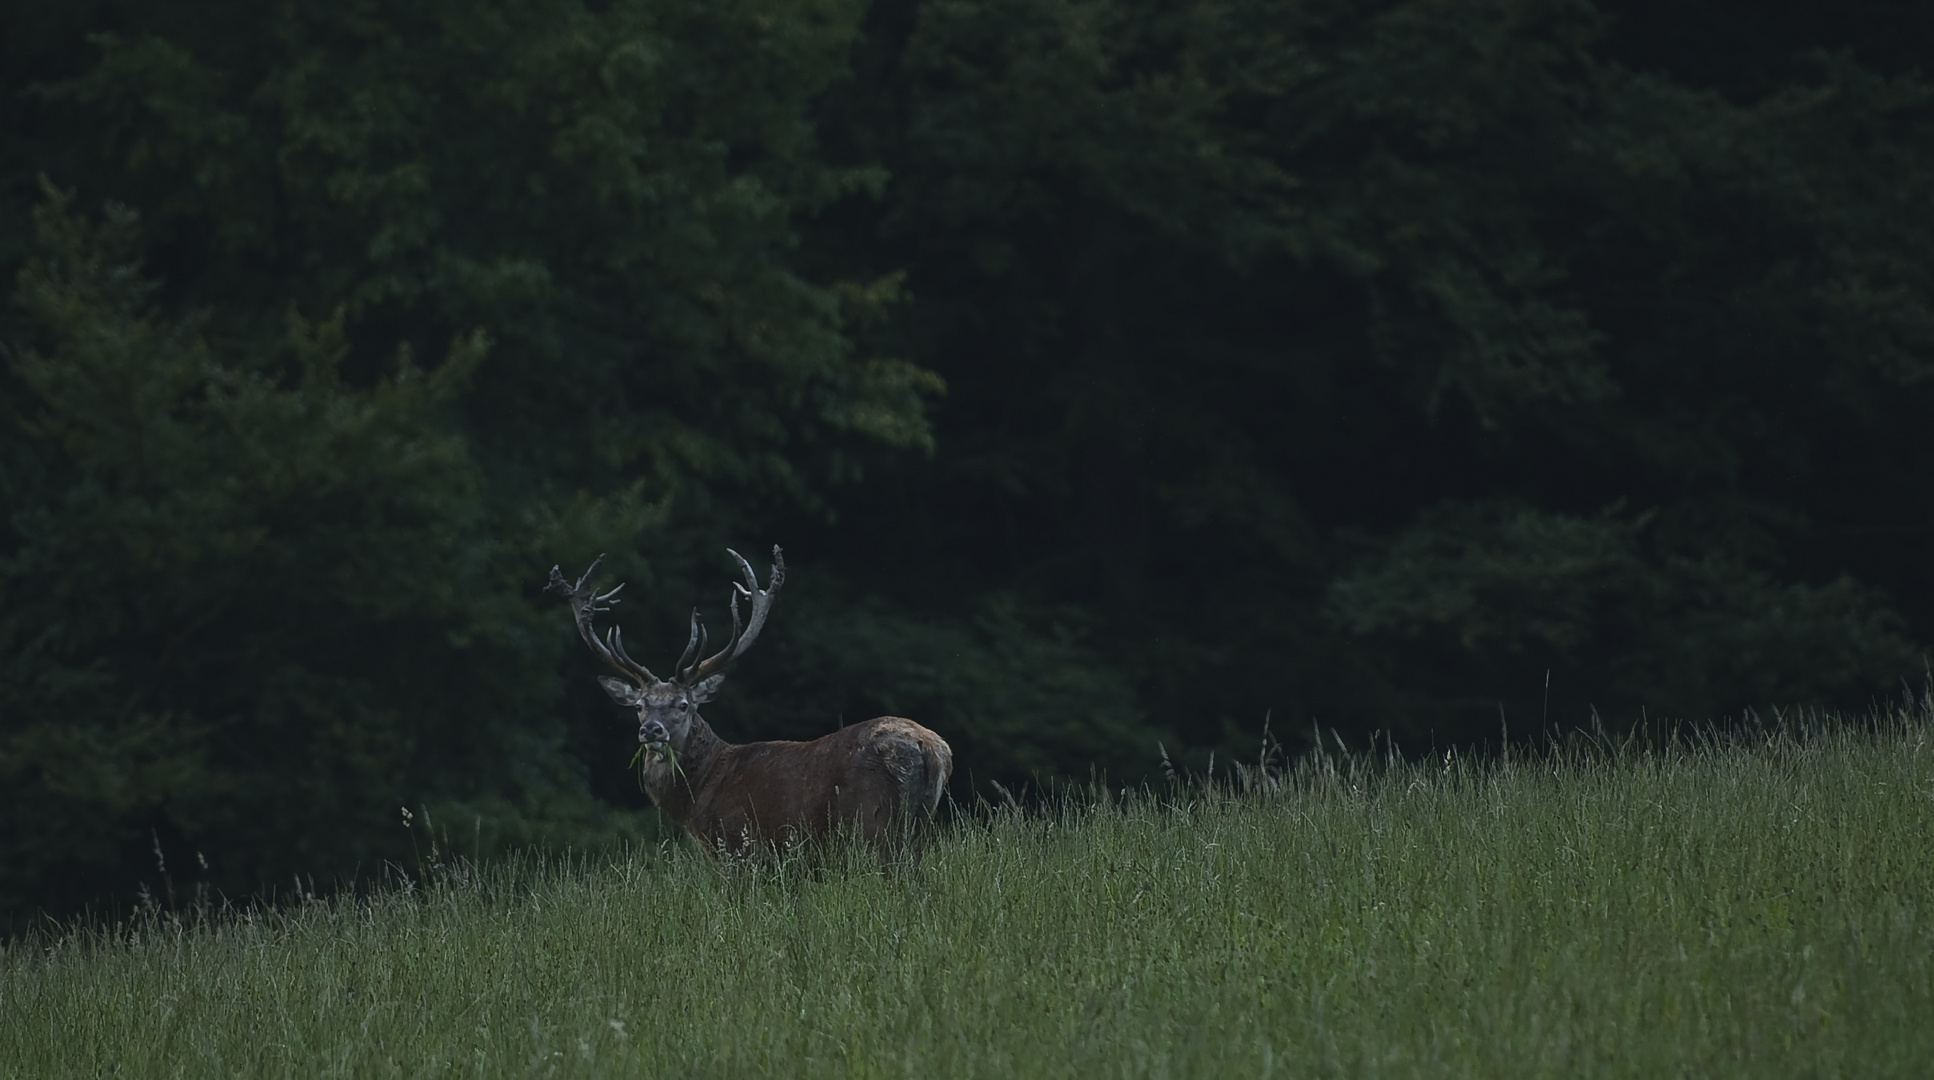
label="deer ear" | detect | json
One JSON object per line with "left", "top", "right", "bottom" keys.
{"left": 598, "top": 677, "right": 644, "bottom": 706}
{"left": 689, "top": 674, "right": 726, "bottom": 703}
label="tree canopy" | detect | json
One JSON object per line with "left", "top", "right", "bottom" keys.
{"left": 3, "top": 0, "right": 1930, "bottom": 921}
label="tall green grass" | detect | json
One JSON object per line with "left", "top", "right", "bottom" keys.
{"left": 4, "top": 714, "right": 1932, "bottom": 1078}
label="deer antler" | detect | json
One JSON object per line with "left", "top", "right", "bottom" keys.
{"left": 677, "top": 545, "right": 785, "bottom": 685}
{"left": 546, "top": 555, "right": 660, "bottom": 686}
{"left": 673, "top": 608, "right": 707, "bottom": 678}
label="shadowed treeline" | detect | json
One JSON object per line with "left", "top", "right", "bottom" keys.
{"left": 2, "top": 0, "right": 1931, "bottom": 920}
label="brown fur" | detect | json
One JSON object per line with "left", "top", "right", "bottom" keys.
{"left": 639, "top": 715, "right": 952, "bottom": 857}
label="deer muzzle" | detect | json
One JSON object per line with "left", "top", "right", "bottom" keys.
{"left": 638, "top": 718, "right": 670, "bottom": 746}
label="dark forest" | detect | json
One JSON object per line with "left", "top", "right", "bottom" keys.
{"left": 3, "top": 0, "right": 1930, "bottom": 921}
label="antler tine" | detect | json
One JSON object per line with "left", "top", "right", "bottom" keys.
{"left": 766, "top": 544, "right": 786, "bottom": 590}
{"left": 726, "top": 585, "right": 746, "bottom": 649}
{"left": 546, "top": 554, "right": 606, "bottom": 599}
{"left": 547, "top": 555, "right": 659, "bottom": 685}
{"left": 608, "top": 624, "right": 656, "bottom": 679}
{"left": 674, "top": 608, "right": 706, "bottom": 681}
{"left": 682, "top": 545, "right": 786, "bottom": 685}
{"left": 731, "top": 547, "right": 759, "bottom": 595}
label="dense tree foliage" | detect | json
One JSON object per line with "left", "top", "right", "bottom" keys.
{"left": 806, "top": 0, "right": 1934, "bottom": 751}
{"left": 3, "top": 0, "right": 1929, "bottom": 920}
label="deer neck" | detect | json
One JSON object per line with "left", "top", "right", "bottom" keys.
{"left": 638, "top": 713, "right": 727, "bottom": 821}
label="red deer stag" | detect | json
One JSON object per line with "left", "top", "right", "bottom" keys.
{"left": 546, "top": 547, "right": 952, "bottom": 856}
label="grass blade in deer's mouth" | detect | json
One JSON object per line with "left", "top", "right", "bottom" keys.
{"left": 628, "top": 740, "right": 673, "bottom": 767}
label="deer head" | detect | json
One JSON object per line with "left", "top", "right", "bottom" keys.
{"left": 546, "top": 547, "right": 785, "bottom": 757}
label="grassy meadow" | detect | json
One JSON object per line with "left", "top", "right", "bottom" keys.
{"left": 4, "top": 714, "right": 1932, "bottom": 1078}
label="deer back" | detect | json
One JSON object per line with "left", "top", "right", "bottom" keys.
{"left": 680, "top": 717, "right": 952, "bottom": 855}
